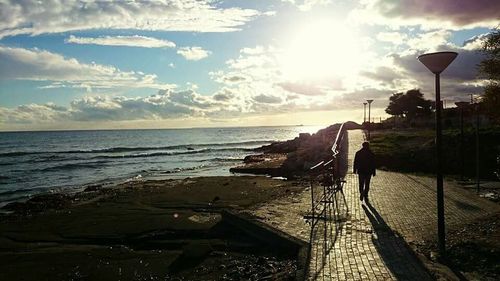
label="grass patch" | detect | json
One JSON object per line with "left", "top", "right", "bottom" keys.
{"left": 369, "top": 128, "right": 500, "bottom": 179}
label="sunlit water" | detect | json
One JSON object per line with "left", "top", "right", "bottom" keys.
{"left": 0, "top": 126, "right": 321, "bottom": 205}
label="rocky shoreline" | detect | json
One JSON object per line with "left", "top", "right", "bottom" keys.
{"left": 0, "top": 176, "right": 307, "bottom": 280}
{"left": 230, "top": 121, "right": 361, "bottom": 178}
{"left": 0, "top": 123, "right": 361, "bottom": 280}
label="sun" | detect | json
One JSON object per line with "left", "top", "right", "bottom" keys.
{"left": 281, "top": 20, "right": 362, "bottom": 82}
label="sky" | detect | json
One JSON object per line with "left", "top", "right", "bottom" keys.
{"left": 0, "top": 0, "right": 499, "bottom": 131}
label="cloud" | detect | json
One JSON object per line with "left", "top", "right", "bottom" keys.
{"left": 351, "top": 0, "right": 500, "bottom": 30}
{"left": 253, "top": 94, "right": 282, "bottom": 104}
{"left": 209, "top": 71, "right": 247, "bottom": 84}
{"left": 277, "top": 82, "right": 326, "bottom": 96}
{"left": 69, "top": 94, "right": 199, "bottom": 121}
{"left": 463, "top": 33, "right": 489, "bottom": 50}
{"left": 386, "top": 44, "right": 486, "bottom": 101}
{"left": 212, "top": 37, "right": 488, "bottom": 116}
{"left": 282, "top": 0, "right": 332, "bottom": 11}
{"left": 360, "top": 66, "right": 404, "bottom": 87}
{"left": 240, "top": 46, "right": 265, "bottom": 55}
{"left": 65, "top": 35, "right": 176, "bottom": 48}
{"left": 0, "top": 0, "right": 262, "bottom": 38}
{"left": 0, "top": 103, "right": 69, "bottom": 124}
{"left": 224, "top": 76, "right": 246, "bottom": 83}
{"left": 177, "top": 47, "right": 211, "bottom": 61}
{"left": 168, "top": 90, "right": 215, "bottom": 109}
{"left": 213, "top": 89, "right": 236, "bottom": 102}
{"left": 0, "top": 36, "right": 490, "bottom": 128}
{"left": 0, "top": 46, "right": 173, "bottom": 90}
{"left": 376, "top": 32, "right": 407, "bottom": 45}
{"left": 1, "top": 89, "right": 220, "bottom": 124}
{"left": 406, "top": 30, "right": 452, "bottom": 52}
{"left": 391, "top": 46, "right": 484, "bottom": 82}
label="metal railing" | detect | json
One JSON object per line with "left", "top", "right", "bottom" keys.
{"left": 304, "top": 123, "right": 349, "bottom": 279}
{"left": 304, "top": 122, "right": 346, "bottom": 226}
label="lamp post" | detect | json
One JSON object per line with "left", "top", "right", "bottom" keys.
{"left": 363, "top": 102, "right": 367, "bottom": 124}
{"left": 366, "top": 99, "right": 373, "bottom": 140}
{"left": 455, "top": 101, "right": 469, "bottom": 181}
{"left": 418, "top": 51, "right": 458, "bottom": 257}
{"left": 473, "top": 97, "right": 480, "bottom": 194}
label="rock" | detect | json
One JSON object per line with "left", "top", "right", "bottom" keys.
{"left": 235, "top": 123, "right": 352, "bottom": 178}
{"left": 243, "top": 154, "right": 265, "bottom": 163}
{"left": 84, "top": 184, "right": 101, "bottom": 192}
{"left": 1, "top": 201, "right": 25, "bottom": 212}
{"left": 2, "top": 193, "right": 71, "bottom": 214}
{"left": 298, "top": 133, "right": 311, "bottom": 141}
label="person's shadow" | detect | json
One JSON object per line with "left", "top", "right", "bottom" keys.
{"left": 362, "top": 202, "right": 432, "bottom": 280}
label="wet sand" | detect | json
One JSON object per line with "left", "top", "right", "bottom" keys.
{"left": 0, "top": 176, "right": 306, "bottom": 281}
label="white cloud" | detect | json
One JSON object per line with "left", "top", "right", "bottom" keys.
{"left": 240, "top": 46, "right": 265, "bottom": 55}
{"left": 177, "top": 47, "right": 211, "bottom": 61}
{"left": 0, "top": 37, "right": 490, "bottom": 128}
{"left": 0, "top": 0, "right": 262, "bottom": 38}
{"left": 214, "top": 38, "right": 488, "bottom": 115}
{"left": 376, "top": 32, "right": 407, "bottom": 45}
{"left": 406, "top": 30, "right": 452, "bottom": 52}
{"left": 0, "top": 103, "right": 69, "bottom": 124}
{"left": 0, "top": 90, "right": 216, "bottom": 124}
{"left": 65, "top": 35, "right": 176, "bottom": 48}
{"left": 282, "top": 0, "right": 332, "bottom": 11}
{"left": 0, "top": 46, "right": 174, "bottom": 90}
{"left": 277, "top": 82, "right": 327, "bottom": 96}
{"left": 463, "top": 34, "right": 489, "bottom": 51}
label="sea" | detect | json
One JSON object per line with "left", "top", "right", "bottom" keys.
{"left": 0, "top": 126, "right": 321, "bottom": 206}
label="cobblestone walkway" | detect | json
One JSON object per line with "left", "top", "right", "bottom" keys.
{"left": 248, "top": 129, "right": 500, "bottom": 280}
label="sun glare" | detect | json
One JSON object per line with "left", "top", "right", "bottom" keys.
{"left": 281, "top": 20, "right": 362, "bottom": 81}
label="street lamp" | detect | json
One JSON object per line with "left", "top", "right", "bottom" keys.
{"left": 363, "top": 102, "right": 367, "bottom": 124}
{"left": 472, "top": 96, "right": 481, "bottom": 194}
{"left": 455, "top": 101, "right": 469, "bottom": 181}
{"left": 418, "top": 51, "right": 458, "bottom": 257}
{"left": 366, "top": 99, "right": 373, "bottom": 140}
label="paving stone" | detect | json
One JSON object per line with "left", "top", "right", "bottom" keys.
{"left": 247, "top": 129, "right": 500, "bottom": 280}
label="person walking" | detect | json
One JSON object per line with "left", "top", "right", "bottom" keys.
{"left": 353, "top": 141, "right": 376, "bottom": 202}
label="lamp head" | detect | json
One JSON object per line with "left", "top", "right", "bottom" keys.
{"left": 418, "top": 51, "right": 458, "bottom": 74}
{"left": 366, "top": 99, "right": 373, "bottom": 104}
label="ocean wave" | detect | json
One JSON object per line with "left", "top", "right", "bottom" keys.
{"left": 0, "top": 187, "right": 36, "bottom": 197}
{"left": 0, "top": 140, "right": 271, "bottom": 157}
{"left": 91, "top": 149, "right": 207, "bottom": 159}
{"left": 0, "top": 151, "right": 36, "bottom": 157}
{"left": 42, "top": 161, "right": 109, "bottom": 171}
{"left": 205, "top": 157, "right": 244, "bottom": 163}
{"left": 90, "top": 147, "right": 253, "bottom": 159}
{"left": 158, "top": 165, "right": 209, "bottom": 174}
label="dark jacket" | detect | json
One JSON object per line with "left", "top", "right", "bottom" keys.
{"left": 354, "top": 148, "right": 376, "bottom": 176}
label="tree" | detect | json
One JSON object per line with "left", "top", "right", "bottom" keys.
{"left": 385, "top": 89, "right": 432, "bottom": 123}
{"left": 479, "top": 27, "right": 500, "bottom": 123}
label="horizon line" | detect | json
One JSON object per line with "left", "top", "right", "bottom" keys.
{"left": 0, "top": 123, "right": 340, "bottom": 133}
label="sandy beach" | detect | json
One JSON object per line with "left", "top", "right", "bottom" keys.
{"left": 0, "top": 176, "right": 307, "bottom": 280}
